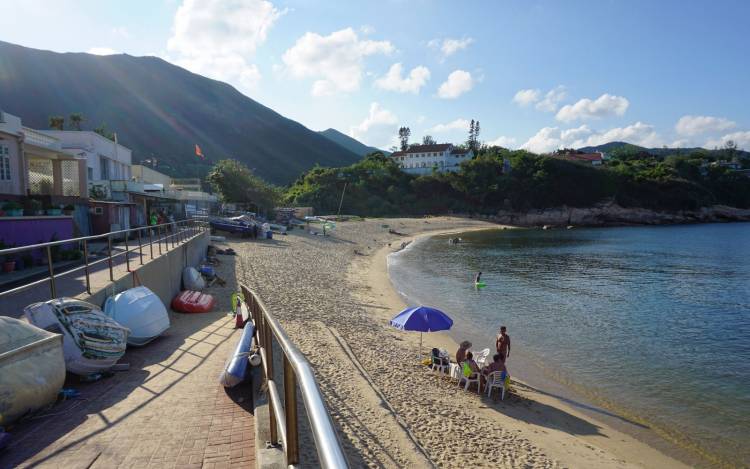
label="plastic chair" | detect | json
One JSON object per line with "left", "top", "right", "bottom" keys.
{"left": 485, "top": 371, "right": 507, "bottom": 400}
{"left": 474, "top": 348, "right": 490, "bottom": 367}
{"left": 458, "top": 364, "right": 481, "bottom": 393}
{"left": 449, "top": 363, "right": 462, "bottom": 382}
{"left": 430, "top": 353, "right": 449, "bottom": 374}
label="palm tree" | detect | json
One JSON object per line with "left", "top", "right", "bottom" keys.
{"left": 48, "top": 116, "right": 65, "bottom": 130}
{"left": 69, "top": 113, "right": 84, "bottom": 130}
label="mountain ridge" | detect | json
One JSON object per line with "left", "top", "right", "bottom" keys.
{"left": 0, "top": 40, "right": 360, "bottom": 184}
{"left": 317, "top": 128, "right": 388, "bottom": 157}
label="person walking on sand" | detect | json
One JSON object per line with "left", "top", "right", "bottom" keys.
{"left": 495, "top": 326, "right": 511, "bottom": 360}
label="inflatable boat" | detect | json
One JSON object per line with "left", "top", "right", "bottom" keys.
{"left": 219, "top": 323, "right": 256, "bottom": 387}
{"left": 104, "top": 286, "right": 170, "bottom": 346}
{"left": 0, "top": 317, "right": 66, "bottom": 425}
{"left": 171, "top": 290, "right": 216, "bottom": 313}
{"left": 24, "top": 298, "right": 129, "bottom": 376}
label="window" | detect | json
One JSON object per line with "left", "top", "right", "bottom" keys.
{"left": 0, "top": 144, "right": 10, "bottom": 181}
{"left": 100, "top": 156, "right": 109, "bottom": 180}
{"left": 88, "top": 167, "right": 94, "bottom": 181}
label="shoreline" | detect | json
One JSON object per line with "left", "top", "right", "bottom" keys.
{"left": 366, "top": 223, "right": 697, "bottom": 468}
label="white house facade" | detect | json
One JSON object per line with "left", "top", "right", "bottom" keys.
{"left": 389, "top": 144, "right": 474, "bottom": 175}
{"left": 42, "top": 130, "right": 132, "bottom": 183}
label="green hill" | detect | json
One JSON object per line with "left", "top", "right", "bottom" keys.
{"left": 0, "top": 40, "right": 360, "bottom": 184}
{"left": 318, "top": 128, "right": 388, "bottom": 157}
{"left": 578, "top": 141, "right": 750, "bottom": 158}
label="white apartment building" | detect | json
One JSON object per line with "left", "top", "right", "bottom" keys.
{"left": 389, "top": 144, "right": 474, "bottom": 175}
{"left": 42, "top": 130, "right": 132, "bottom": 183}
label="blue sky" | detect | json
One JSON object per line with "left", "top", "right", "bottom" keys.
{"left": 2, "top": 0, "right": 749, "bottom": 152}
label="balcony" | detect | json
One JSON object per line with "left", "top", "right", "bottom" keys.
{"left": 23, "top": 127, "right": 62, "bottom": 152}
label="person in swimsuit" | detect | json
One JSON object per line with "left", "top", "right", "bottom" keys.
{"left": 456, "top": 340, "right": 472, "bottom": 364}
{"left": 495, "top": 326, "right": 511, "bottom": 360}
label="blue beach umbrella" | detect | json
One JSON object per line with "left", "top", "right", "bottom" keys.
{"left": 390, "top": 306, "right": 453, "bottom": 360}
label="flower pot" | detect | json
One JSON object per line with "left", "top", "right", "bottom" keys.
{"left": 9, "top": 209, "right": 23, "bottom": 217}
{"left": 46, "top": 209, "right": 62, "bottom": 216}
{"left": 2, "top": 260, "right": 16, "bottom": 273}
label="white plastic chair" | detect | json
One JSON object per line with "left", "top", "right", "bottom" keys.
{"left": 473, "top": 348, "right": 490, "bottom": 367}
{"left": 430, "top": 352, "right": 450, "bottom": 374}
{"left": 485, "top": 371, "right": 507, "bottom": 400}
{"left": 449, "top": 363, "right": 462, "bottom": 382}
{"left": 458, "top": 363, "right": 481, "bottom": 393}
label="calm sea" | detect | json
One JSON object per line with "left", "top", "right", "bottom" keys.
{"left": 388, "top": 223, "right": 750, "bottom": 467}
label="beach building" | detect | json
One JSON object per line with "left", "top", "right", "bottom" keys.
{"left": 389, "top": 143, "right": 474, "bottom": 175}
{"left": 0, "top": 110, "right": 90, "bottom": 254}
{"left": 552, "top": 150, "right": 605, "bottom": 166}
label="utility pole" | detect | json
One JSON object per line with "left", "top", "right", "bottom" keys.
{"left": 336, "top": 182, "right": 348, "bottom": 218}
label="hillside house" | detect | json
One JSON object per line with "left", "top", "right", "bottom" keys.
{"left": 389, "top": 144, "right": 474, "bottom": 175}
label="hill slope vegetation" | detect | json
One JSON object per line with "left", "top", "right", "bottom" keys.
{"left": 0, "top": 41, "right": 359, "bottom": 183}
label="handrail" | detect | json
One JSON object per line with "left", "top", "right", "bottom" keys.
{"left": 0, "top": 219, "right": 208, "bottom": 300}
{"left": 241, "top": 284, "right": 349, "bottom": 469}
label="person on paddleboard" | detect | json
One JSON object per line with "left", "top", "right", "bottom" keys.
{"left": 475, "top": 271, "right": 482, "bottom": 283}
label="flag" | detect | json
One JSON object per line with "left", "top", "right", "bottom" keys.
{"left": 195, "top": 144, "right": 205, "bottom": 159}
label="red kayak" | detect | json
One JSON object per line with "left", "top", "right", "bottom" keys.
{"left": 171, "top": 290, "right": 216, "bottom": 314}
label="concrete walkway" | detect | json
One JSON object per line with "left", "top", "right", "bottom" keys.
{"left": 0, "top": 248, "right": 256, "bottom": 468}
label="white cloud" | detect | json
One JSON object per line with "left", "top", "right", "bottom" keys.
{"left": 536, "top": 86, "right": 567, "bottom": 112}
{"left": 521, "top": 122, "right": 660, "bottom": 153}
{"left": 87, "top": 47, "right": 118, "bottom": 55}
{"left": 428, "top": 37, "right": 474, "bottom": 60}
{"left": 111, "top": 26, "right": 130, "bottom": 38}
{"left": 437, "top": 70, "right": 473, "bottom": 99}
{"left": 282, "top": 27, "right": 394, "bottom": 96}
{"left": 360, "top": 25, "right": 375, "bottom": 34}
{"left": 427, "top": 118, "right": 470, "bottom": 133}
{"left": 167, "top": 0, "right": 285, "bottom": 93}
{"left": 512, "top": 86, "right": 566, "bottom": 112}
{"left": 555, "top": 93, "right": 629, "bottom": 122}
{"left": 487, "top": 136, "right": 517, "bottom": 148}
{"left": 704, "top": 131, "right": 750, "bottom": 150}
{"left": 512, "top": 89, "right": 540, "bottom": 107}
{"left": 350, "top": 102, "right": 399, "bottom": 148}
{"left": 675, "top": 115, "right": 736, "bottom": 136}
{"left": 374, "top": 63, "right": 430, "bottom": 94}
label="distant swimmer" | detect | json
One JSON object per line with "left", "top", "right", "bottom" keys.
{"left": 475, "top": 271, "right": 482, "bottom": 283}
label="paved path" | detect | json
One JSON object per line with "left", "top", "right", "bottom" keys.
{"left": 0, "top": 255, "right": 255, "bottom": 469}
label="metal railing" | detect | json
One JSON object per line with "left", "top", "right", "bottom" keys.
{"left": 0, "top": 219, "right": 209, "bottom": 301}
{"left": 240, "top": 284, "right": 348, "bottom": 469}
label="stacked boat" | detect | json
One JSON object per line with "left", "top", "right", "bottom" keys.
{"left": 0, "top": 317, "right": 66, "bottom": 425}
{"left": 24, "top": 299, "right": 130, "bottom": 376}
{"left": 104, "top": 286, "right": 170, "bottom": 346}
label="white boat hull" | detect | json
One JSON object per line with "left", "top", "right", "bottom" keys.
{"left": 104, "top": 286, "right": 170, "bottom": 347}
{"left": 24, "top": 299, "right": 129, "bottom": 376}
{"left": 0, "top": 317, "right": 66, "bottom": 425}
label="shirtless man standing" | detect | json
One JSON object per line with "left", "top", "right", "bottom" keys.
{"left": 495, "top": 326, "right": 511, "bottom": 360}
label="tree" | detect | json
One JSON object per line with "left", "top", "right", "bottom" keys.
{"left": 48, "top": 116, "right": 65, "bottom": 130}
{"left": 724, "top": 140, "right": 738, "bottom": 160}
{"left": 93, "top": 122, "right": 115, "bottom": 140}
{"left": 69, "top": 113, "right": 84, "bottom": 130}
{"left": 422, "top": 135, "right": 436, "bottom": 145}
{"left": 474, "top": 121, "right": 480, "bottom": 149}
{"left": 207, "top": 159, "right": 280, "bottom": 213}
{"left": 398, "top": 126, "right": 411, "bottom": 151}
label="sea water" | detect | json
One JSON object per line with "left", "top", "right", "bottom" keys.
{"left": 388, "top": 223, "right": 750, "bottom": 467}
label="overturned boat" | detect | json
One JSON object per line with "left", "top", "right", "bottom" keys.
{"left": 24, "top": 299, "right": 129, "bottom": 376}
{"left": 0, "top": 317, "right": 66, "bottom": 425}
{"left": 104, "top": 286, "right": 170, "bottom": 346}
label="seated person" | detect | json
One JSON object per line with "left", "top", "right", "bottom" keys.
{"left": 481, "top": 354, "right": 509, "bottom": 388}
{"left": 431, "top": 348, "right": 449, "bottom": 369}
{"left": 455, "top": 340, "right": 472, "bottom": 364}
{"left": 462, "top": 351, "right": 480, "bottom": 377}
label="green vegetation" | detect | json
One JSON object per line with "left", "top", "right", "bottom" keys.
{"left": 283, "top": 147, "right": 750, "bottom": 216}
{"left": 207, "top": 159, "right": 281, "bottom": 213}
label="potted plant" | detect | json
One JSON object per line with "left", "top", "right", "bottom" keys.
{"left": 0, "top": 241, "right": 16, "bottom": 273}
{"left": 46, "top": 205, "right": 63, "bottom": 216}
{"left": 2, "top": 201, "right": 23, "bottom": 217}
{"left": 63, "top": 204, "right": 75, "bottom": 216}
{"left": 28, "top": 199, "right": 43, "bottom": 216}
{"left": 22, "top": 254, "right": 34, "bottom": 269}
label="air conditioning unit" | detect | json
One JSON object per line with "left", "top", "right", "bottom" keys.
{"left": 89, "top": 206, "right": 104, "bottom": 215}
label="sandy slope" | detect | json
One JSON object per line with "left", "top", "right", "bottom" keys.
{"left": 231, "top": 216, "right": 689, "bottom": 468}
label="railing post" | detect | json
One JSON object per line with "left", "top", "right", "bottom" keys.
{"left": 124, "top": 231, "right": 131, "bottom": 272}
{"left": 284, "top": 355, "right": 300, "bottom": 465}
{"left": 107, "top": 235, "right": 114, "bottom": 281}
{"left": 46, "top": 245, "right": 56, "bottom": 298}
{"left": 148, "top": 226, "right": 154, "bottom": 259}
{"left": 83, "top": 239, "right": 91, "bottom": 294}
{"left": 137, "top": 228, "right": 143, "bottom": 265}
{"left": 157, "top": 225, "right": 163, "bottom": 255}
{"left": 265, "top": 319, "right": 278, "bottom": 445}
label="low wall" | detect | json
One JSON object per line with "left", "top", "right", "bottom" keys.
{"left": 85, "top": 231, "right": 209, "bottom": 308}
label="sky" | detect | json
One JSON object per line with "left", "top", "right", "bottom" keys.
{"left": 1, "top": 0, "right": 749, "bottom": 153}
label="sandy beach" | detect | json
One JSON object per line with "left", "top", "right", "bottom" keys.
{"left": 228, "top": 216, "right": 691, "bottom": 468}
